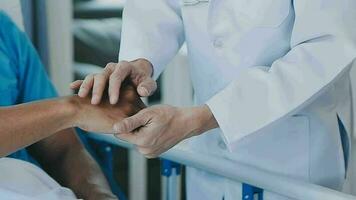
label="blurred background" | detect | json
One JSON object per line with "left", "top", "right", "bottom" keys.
{"left": 2, "top": 0, "right": 356, "bottom": 199}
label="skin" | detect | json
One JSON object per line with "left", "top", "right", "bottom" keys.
{"left": 74, "top": 59, "right": 219, "bottom": 158}
{"left": 114, "top": 105, "right": 218, "bottom": 158}
{"left": 27, "top": 129, "right": 117, "bottom": 200}
{"left": 0, "top": 84, "right": 145, "bottom": 199}
{"left": 71, "top": 59, "right": 156, "bottom": 105}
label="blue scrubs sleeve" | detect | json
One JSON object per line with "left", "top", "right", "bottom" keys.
{"left": 0, "top": 12, "right": 58, "bottom": 102}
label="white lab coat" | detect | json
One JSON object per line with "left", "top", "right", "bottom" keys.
{"left": 119, "top": 0, "right": 356, "bottom": 199}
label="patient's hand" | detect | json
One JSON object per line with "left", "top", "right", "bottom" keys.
{"left": 68, "top": 83, "right": 146, "bottom": 133}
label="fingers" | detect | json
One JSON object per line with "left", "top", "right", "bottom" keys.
{"left": 113, "top": 110, "right": 148, "bottom": 134}
{"left": 70, "top": 80, "right": 83, "bottom": 89}
{"left": 91, "top": 63, "right": 116, "bottom": 104}
{"left": 114, "top": 110, "right": 151, "bottom": 147}
{"left": 78, "top": 75, "right": 94, "bottom": 97}
{"left": 137, "top": 77, "right": 157, "bottom": 97}
{"left": 72, "top": 61, "right": 155, "bottom": 105}
{"left": 91, "top": 63, "right": 115, "bottom": 104}
{"left": 91, "top": 73, "right": 109, "bottom": 104}
{"left": 109, "top": 61, "right": 131, "bottom": 104}
{"left": 74, "top": 63, "right": 115, "bottom": 102}
{"left": 116, "top": 133, "right": 162, "bottom": 158}
{"left": 116, "top": 129, "right": 162, "bottom": 158}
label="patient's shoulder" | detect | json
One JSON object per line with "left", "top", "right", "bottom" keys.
{"left": 0, "top": 11, "right": 27, "bottom": 68}
{"left": 0, "top": 11, "right": 19, "bottom": 38}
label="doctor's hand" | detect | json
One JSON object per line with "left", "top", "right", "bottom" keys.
{"left": 113, "top": 105, "right": 218, "bottom": 158}
{"left": 70, "top": 59, "right": 156, "bottom": 105}
{"left": 68, "top": 84, "right": 146, "bottom": 133}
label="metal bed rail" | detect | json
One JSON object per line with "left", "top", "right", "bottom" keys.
{"left": 88, "top": 133, "right": 356, "bottom": 200}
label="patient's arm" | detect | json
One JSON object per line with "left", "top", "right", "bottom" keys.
{"left": 0, "top": 84, "right": 145, "bottom": 157}
{"left": 28, "top": 129, "right": 118, "bottom": 200}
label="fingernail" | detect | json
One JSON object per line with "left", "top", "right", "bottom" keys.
{"left": 78, "top": 89, "right": 86, "bottom": 97}
{"left": 91, "top": 95, "right": 99, "bottom": 104}
{"left": 113, "top": 124, "right": 121, "bottom": 133}
{"left": 110, "top": 96, "right": 117, "bottom": 104}
{"left": 139, "top": 87, "right": 149, "bottom": 96}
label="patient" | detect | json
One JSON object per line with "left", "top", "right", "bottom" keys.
{"left": 0, "top": 12, "right": 144, "bottom": 199}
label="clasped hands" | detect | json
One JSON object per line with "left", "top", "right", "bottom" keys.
{"left": 70, "top": 59, "right": 218, "bottom": 158}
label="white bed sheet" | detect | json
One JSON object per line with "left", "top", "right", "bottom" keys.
{"left": 0, "top": 157, "right": 78, "bottom": 200}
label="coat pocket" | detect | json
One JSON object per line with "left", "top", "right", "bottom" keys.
{"left": 337, "top": 114, "right": 350, "bottom": 178}
{"left": 231, "top": 0, "right": 291, "bottom": 28}
{"left": 182, "top": 0, "right": 209, "bottom": 6}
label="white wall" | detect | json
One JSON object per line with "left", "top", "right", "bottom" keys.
{"left": 0, "top": 0, "right": 73, "bottom": 96}
{"left": 0, "top": 0, "right": 23, "bottom": 30}
{"left": 44, "top": 0, "right": 73, "bottom": 95}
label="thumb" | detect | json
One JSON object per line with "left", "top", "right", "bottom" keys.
{"left": 137, "top": 77, "right": 157, "bottom": 97}
{"left": 113, "top": 111, "right": 148, "bottom": 134}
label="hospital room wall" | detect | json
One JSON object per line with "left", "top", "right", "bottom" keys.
{"left": 0, "top": 1, "right": 72, "bottom": 95}
{"left": 15, "top": 0, "right": 74, "bottom": 96}
{"left": 42, "top": 0, "right": 73, "bottom": 95}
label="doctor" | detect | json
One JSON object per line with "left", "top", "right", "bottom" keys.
{"left": 74, "top": 0, "right": 356, "bottom": 199}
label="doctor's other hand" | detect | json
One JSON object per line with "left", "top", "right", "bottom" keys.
{"left": 70, "top": 59, "right": 156, "bottom": 105}
{"left": 113, "top": 105, "right": 219, "bottom": 158}
{"left": 68, "top": 84, "right": 146, "bottom": 134}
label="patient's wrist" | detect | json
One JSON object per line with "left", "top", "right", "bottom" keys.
{"left": 60, "top": 95, "right": 86, "bottom": 128}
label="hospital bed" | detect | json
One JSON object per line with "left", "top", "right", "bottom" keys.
{"left": 87, "top": 133, "right": 356, "bottom": 200}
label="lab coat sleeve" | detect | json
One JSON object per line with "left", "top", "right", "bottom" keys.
{"left": 206, "top": 0, "right": 356, "bottom": 149}
{"left": 119, "top": 0, "right": 185, "bottom": 80}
